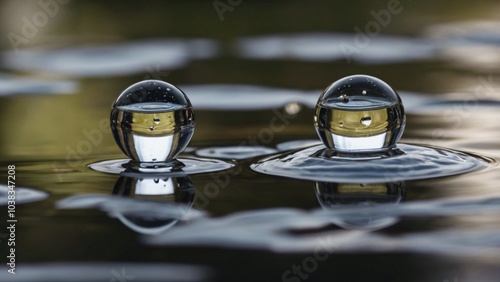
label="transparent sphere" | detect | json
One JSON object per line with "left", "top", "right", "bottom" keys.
{"left": 314, "top": 74, "right": 405, "bottom": 152}
{"left": 110, "top": 80, "right": 194, "bottom": 163}
{"left": 113, "top": 175, "right": 195, "bottom": 234}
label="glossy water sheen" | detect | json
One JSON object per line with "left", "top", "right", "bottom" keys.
{"left": 111, "top": 80, "right": 194, "bottom": 163}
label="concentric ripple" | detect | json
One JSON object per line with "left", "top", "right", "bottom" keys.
{"left": 251, "top": 144, "right": 491, "bottom": 183}
{"left": 89, "top": 157, "right": 234, "bottom": 175}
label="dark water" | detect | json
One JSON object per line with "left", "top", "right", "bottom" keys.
{"left": 1, "top": 1, "right": 500, "bottom": 281}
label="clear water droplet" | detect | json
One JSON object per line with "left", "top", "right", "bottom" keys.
{"left": 360, "top": 116, "right": 372, "bottom": 126}
{"left": 111, "top": 80, "right": 195, "bottom": 163}
{"left": 339, "top": 94, "right": 349, "bottom": 103}
{"left": 314, "top": 74, "right": 405, "bottom": 152}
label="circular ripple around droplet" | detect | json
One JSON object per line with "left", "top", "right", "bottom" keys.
{"left": 251, "top": 144, "right": 491, "bottom": 183}
{"left": 0, "top": 185, "right": 48, "bottom": 205}
{"left": 89, "top": 157, "right": 234, "bottom": 176}
{"left": 196, "top": 146, "right": 277, "bottom": 160}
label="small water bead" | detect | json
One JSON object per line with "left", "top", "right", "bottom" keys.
{"left": 314, "top": 74, "right": 405, "bottom": 152}
{"left": 110, "top": 80, "right": 195, "bottom": 163}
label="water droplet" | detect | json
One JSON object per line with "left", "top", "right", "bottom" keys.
{"left": 314, "top": 74, "right": 405, "bottom": 152}
{"left": 339, "top": 94, "right": 349, "bottom": 103}
{"left": 360, "top": 116, "right": 372, "bottom": 126}
{"left": 111, "top": 80, "right": 195, "bottom": 163}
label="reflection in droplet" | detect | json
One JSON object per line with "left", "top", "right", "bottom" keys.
{"left": 113, "top": 174, "right": 196, "bottom": 234}
{"left": 315, "top": 74, "right": 405, "bottom": 152}
{"left": 110, "top": 80, "right": 195, "bottom": 164}
{"left": 0, "top": 185, "right": 48, "bottom": 205}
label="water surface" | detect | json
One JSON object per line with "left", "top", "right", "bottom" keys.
{"left": 1, "top": 1, "right": 500, "bottom": 281}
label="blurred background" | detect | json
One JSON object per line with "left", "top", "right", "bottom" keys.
{"left": 1, "top": 0, "right": 500, "bottom": 161}
{"left": 1, "top": 1, "right": 500, "bottom": 281}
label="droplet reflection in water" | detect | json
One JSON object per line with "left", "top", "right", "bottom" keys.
{"left": 314, "top": 74, "right": 405, "bottom": 152}
{"left": 110, "top": 80, "right": 195, "bottom": 164}
{"left": 251, "top": 143, "right": 490, "bottom": 183}
{"left": 315, "top": 181, "right": 405, "bottom": 230}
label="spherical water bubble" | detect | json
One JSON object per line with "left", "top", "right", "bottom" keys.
{"left": 111, "top": 80, "right": 194, "bottom": 163}
{"left": 314, "top": 74, "right": 405, "bottom": 152}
